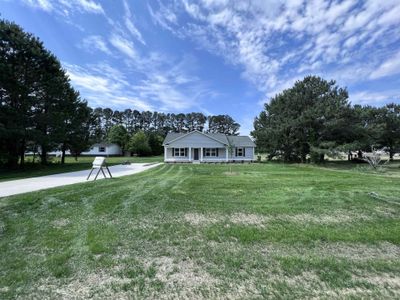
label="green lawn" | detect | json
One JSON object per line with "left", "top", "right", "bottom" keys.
{"left": 0, "top": 155, "right": 163, "bottom": 182}
{"left": 0, "top": 163, "right": 399, "bottom": 298}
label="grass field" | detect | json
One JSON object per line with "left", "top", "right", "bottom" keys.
{"left": 0, "top": 163, "right": 399, "bottom": 298}
{"left": 0, "top": 156, "right": 163, "bottom": 182}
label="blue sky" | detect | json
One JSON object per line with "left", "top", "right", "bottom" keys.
{"left": 1, "top": 0, "right": 400, "bottom": 134}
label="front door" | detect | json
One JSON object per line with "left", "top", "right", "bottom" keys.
{"left": 193, "top": 148, "right": 199, "bottom": 160}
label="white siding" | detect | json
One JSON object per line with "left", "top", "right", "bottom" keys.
{"left": 81, "top": 143, "right": 122, "bottom": 156}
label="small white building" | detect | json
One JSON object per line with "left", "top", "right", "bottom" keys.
{"left": 82, "top": 143, "right": 122, "bottom": 156}
{"left": 41, "top": 143, "right": 123, "bottom": 157}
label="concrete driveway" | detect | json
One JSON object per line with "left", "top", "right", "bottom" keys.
{"left": 0, "top": 163, "right": 162, "bottom": 198}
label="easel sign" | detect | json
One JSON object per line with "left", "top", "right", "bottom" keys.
{"left": 87, "top": 157, "right": 113, "bottom": 180}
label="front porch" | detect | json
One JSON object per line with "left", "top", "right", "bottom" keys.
{"left": 164, "top": 147, "right": 229, "bottom": 163}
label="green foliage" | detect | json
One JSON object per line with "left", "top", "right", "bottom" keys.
{"left": 128, "top": 131, "right": 152, "bottom": 156}
{"left": 147, "top": 132, "right": 164, "bottom": 155}
{"left": 0, "top": 18, "right": 91, "bottom": 167}
{"left": 252, "top": 76, "right": 351, "bottom": 163}
{"left": 208, "top": 115, "right": 240, "bottom": 135}
{"left": 107, "top": 125, "right": 129, "bottom": 150}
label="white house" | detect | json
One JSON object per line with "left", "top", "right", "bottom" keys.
{"left": 43, "top": 143, "right": 123, "bottom": 157}
{"left": 81, "top": 143, "right": 122, "bottom": 156}
{"left": 163, "top": 131, "right": 255, "bottom": 163}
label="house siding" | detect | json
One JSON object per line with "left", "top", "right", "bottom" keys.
{"left": 163, "top": 131, "right": 255, "bottom": 163}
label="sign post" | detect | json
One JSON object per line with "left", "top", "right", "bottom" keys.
{"left": 87, "top": 157, "right": 113, "bottom": 180}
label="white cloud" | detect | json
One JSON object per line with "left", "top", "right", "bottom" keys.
{"left": 63, "top": 53, "right": 216, "bottom": 113}
{"left": 370, "top": 51, "right": 400, "bottom": 79}
{"left": 23, "top": 0, "right": 53, "bottom": 11}
{"left": 65, "top": 63, "right": 153, "bottom": 111}
{"left": 21, "top": 0, "right": 104, "bottom": 15}
{"left": 147, "top": 0, "right": 400, "bottom": 98}
{"left": 81, "top": 35, "right": 111, "bottom": 55}
{"left": 122, "top": 0, "right": 145, "bottom": 45}
{"left": 109, "top": 34, "right": 137, "bottom": 60}
{"left": 350, "top": 90, "right": 400, "bottom": 105}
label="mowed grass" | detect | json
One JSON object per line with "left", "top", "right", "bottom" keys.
{"left": 0, "top": 155, "right": 163, "bottom": 182}
{"left": 0, "top": 163, "right": 399, "bottom": 299}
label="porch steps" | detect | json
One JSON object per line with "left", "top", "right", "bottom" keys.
{"left": 192, "top": 161, "right": 201, "bottom": 164}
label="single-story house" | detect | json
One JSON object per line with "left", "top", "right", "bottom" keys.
{"left": 82, "top": 143, "right": 122, "bottom": 156}
{"left": 163, "top": 131, "right": 255, "bottom": 163}
{"left": 35, "top": 143, "right": 123, "bottom": 157}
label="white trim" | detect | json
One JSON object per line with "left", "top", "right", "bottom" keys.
{"left": 164, "top": 130, "right": 228, "bottom": 146}
{"left": 225, "top": 146, "right": 229, "bottom": 162}
{"left": 200, "top": 147, "right": 203, "bottom": 162}
{"left": 189, "top": 146, "right": 192, "bottom": 161}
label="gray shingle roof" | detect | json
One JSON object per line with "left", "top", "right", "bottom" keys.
{"left": 163, "top": 132, "right": 184, "bottom": 144}
{"left": 163, "top": 131, "right": 255, "bottom": 147}
{"left": 227, "top": 136, "right": 256, "bottom": 147}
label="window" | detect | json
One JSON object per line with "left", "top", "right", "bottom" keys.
{"left": 99, "top": 146, "right": 106, "bottom": 153}
{"left": 173, "top": 148, "right": 187, "bottom": 157}
{"left": 204, "top": 148, "right": 218, "bottom": 157}
{"left": 236, "top": 147, "right": 244, "bottom": 157}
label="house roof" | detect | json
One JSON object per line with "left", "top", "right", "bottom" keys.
{"left": 227, "top": 136, "right": 256, "bottom": 147}
{"left": 163, "top": 131, "right": 255, "bottom": 147}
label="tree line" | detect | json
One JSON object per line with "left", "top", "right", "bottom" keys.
{"left": 90, "top": 109, "right": 240, "bottom": 157}
{"left": 0, "top": 19, "right": 240, "bottom": 168}
{"left": 252, "top": 76, "right": 400, "bottom": 163}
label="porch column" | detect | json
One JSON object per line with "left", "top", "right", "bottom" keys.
{"left": 189, "top": 147, "right": 192, "bottom": 161}
{"left": 164, "top": 147, "right": 167, "bottom": 162}
{"left": 200, "top": 147, "right": 203, "bottom": 162}
{"left": 225, "top": 146, "right": 228, "bottom": 162}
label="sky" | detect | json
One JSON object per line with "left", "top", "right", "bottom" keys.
{"left": 1, "top": 0, "right": 400, "bottom": 135}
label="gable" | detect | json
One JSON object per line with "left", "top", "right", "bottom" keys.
{"left": 166, "top": 131, "right": 227, "bottom": 147}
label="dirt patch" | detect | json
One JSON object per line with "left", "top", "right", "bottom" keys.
{"left": 230, "top": 213, "right": 267, "bottom": 226}
{"left": 275, "top": 210, "right": 373, "bottom": 224}
{"left": 223, "top": 172, "right": 240, "bottom": 176}
{"left": 356, "top": 274, "right": 400, "bottom": 288}
{"left": 184, "top": 213, "right": 219, "bottom": 226}
{"left": 52, "top": 218, "right": 70, "bottom": 228}
{"left": 34, "top": 272, "right": 131, "bottom": 299}
{"left": 256, "top": 241, "right": 400, "bottom": 261}
{"left": 142, "top": 256, "right": 220, "bottom": 298}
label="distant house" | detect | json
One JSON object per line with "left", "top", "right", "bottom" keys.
{"left": 163, "top": 130, "right": 255, "bottom": 163}
{"left": 42, "top": 143, "right": 123, "bottom": 157}
{"left": 81, "top": 143, "right": 122, "bottom": 156}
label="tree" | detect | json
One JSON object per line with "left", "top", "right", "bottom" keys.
{"left": 252, "top": 76, "right": 351, "bottom": 162}
{"left": 66, "top": 103, "right": 92, "bottom": 162}
{"left": 128, "top": 131, "right": 151, "bottom": 156}
{"left": 147, "top": 132, "right": 164, "bottom": 155}
{"left": 208, "top": 115, "right": 240, "bottom": 135}
{"left": 0, "top": 18, "right": 92, "bottom": 167}
{"left": 375, "top": 104, "right": 400, "bottom": 160}
{"left": 107, "top": 125, "right": 128, "bottom": 152}
{"left": 0, "top": 19, "right": 43, "bottom": 167}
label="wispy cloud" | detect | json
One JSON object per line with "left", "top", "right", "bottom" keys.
{"left": 21, "top": 0, "right": 104, "bottom": 15}
{"left": 122, "top": 0, "right": 145, "bottom": 45}
{"left": 65, "top": 63, "right": 154, "bottom": 111}
{"left": 23, "top": 0, "right": 53, "bottom": 11}
{"left": 109, "top": 34, "right": 137, "bottom": 60}
{"left": 64, "top": 53, "right": 216, "bottom": 113}
{"left": 80, "top": 35, "right": 112, "bottom": 55}
{"left": 370, "top": 51, "right": 400, "bottom": 79}
{"left": 147, "top": 0, "right": 400, "bottom": 96}
{"left": 350, "top": 90, "right": 400, "bottom": 106}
